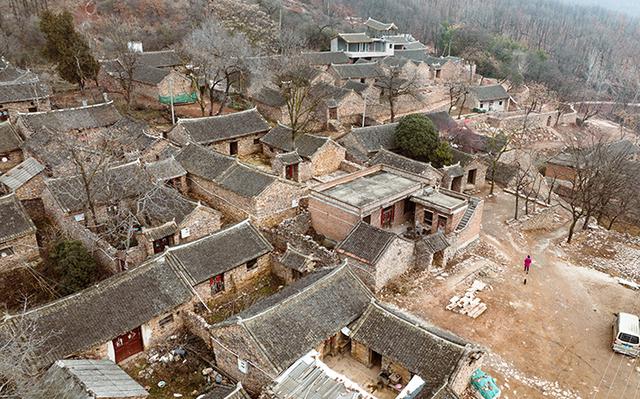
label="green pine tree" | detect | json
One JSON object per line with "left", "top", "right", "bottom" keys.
{"left": 50, "top": 240, "right": 98, "bottom": 295}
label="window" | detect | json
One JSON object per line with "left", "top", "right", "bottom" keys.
{"left": 467, "top": 169, "right": 477, "bottom": 185}
{"left": 285, "top": 163, "right": 298, "bottom": 181}
{"left": 0, "top": 247, "right": 14, "bottom": 258}
{"left": 159, "top": 314, "right": 174, "bottom": 328}
{"left": 246, "top": 258, "right": 258, "bottom": 270}
{"left": 363, "top": 215, "right": 372, "bottom": 224}
{"left": 329, "top": 107, "right": 338, "bottom": 120}
{"left": 499, "top": 101, "right": 503, "bottom": 106}
{"left": 253, "top": 137, "right": 261, "bottom": 145}
{"left": 437, "top": 215, "right": 448, "bottom": 231}
{"left": 210, "top": 274, "right": 225, "bottom": 294}
{"left": 619, "top": 333, "right": 640, "bottom": 345}
{"left": 479, "top": 103, "right": 484, "bottom": 108}
{"left": 238, "top": 359, "right": 249, "bottom": 374}
{"left": 424, "top": 210, "right": 433, "bottom": 226}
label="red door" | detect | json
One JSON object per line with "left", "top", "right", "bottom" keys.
{"left": 381, "top": 205, "right": 395, "bottom": 228}
{"left": 113, "top": 326, "right": 144, "bottom": 363}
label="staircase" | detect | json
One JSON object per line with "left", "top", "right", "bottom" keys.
{"left": 456, "top": 198, "right": 480, "bottom": 232}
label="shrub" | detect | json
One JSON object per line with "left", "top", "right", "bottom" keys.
{"left": 50, "top": 240, "right": 97, "bottom": 295}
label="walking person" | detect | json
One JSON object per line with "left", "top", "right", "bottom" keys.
{"left": 524, "top": 255, "right": 532, "bottom": 274}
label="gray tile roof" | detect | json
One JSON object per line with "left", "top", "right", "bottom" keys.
{"left": 0, "top": 80, "right": 49, "bottom": 104}
{"left": 301, "top": 51, "right": 350, "bottom": 66}
{"left": 130, "top": 64, "right": 171, "bottom": 85}
{"left": 218, "top": 163, "right": 276, "bottom": 198}
{"left": 252, "top": 87, "right": 286, "bottom": 108}
{"left": 419, "top": 231, "right": 450, "bottom": 253}
{"left": 41, "top": 359, "right": 148, "bottom": 398}
{"left": 369, "top": 149, "right": 440, "bottom": 177}
{"left": 441, "top": 163, "right": 465, "bottom": 178}
{"left": 0, "top": 193, "right": 36, "bottom": 243}
{"left": 340, "top": 123, "right": 398, "bottom": 155}
{"left": 175, "top": 108, "right": 270, "bottom": 144}
{"left": 470, "top": 85, "right": 509, "bottom": 101}
{"left": 0, "top": 157, "right": 44, "bottom": 191}
{"left": 275, "top": 151, "right": 302, "bottom": 166}
{"left": 342, "top": 80, "right": 368, "bottom": 94}
{"left": 261, "top": 126, "right": 331, "bottom": 158}
{"left": 280, "top": 245, "right": 313, "bottom": 272}
{"left": 364, "top": 18, "right": 398, "bottom": 31}
{"left": 136, "top": 184, "right": 198, "bottom": 228}
{"left": 175, "top": 143, "right": 236, "bottom": 181}
{"left": 336, "top": 33, "right": 374, "bottom": 44}
{"left": 166, "top": 220, "right": 272, "bottom": 285}
{"left": 215, "top": 264, "right": 373, "bottom": 371}
{"left": 330, "top": 63, "right": 383, "bottom": 80}
{"left": 201, "top": 384, "right": 251, "bottom": 399}
{"left": 350, "top": 302, "right": 470, "bottom": 398}
{"left": 451, "top": 148, "right": 475, "bottom": 167}
{"left": 46, "top": 160, "right": 152, "bottom": 213}
{"left": 0, "top": 121, "right": 21, "bottom": 153}
{"left": 0, "top": 257, "right": 193, "bottom": 368}
{"left": 336, "top": 222, "right": 396, "bottom": 265}
{"left": 135, "top": 50, "right": 182, "bottom": 68}
{"left": 144, "top": 157, "right": 186, "bottom": 182}
{"left": 403, "top": 41, "right": 427, "bottom": 50}
{"left": 18, "top": 102, "right": 122, "bottom": 133}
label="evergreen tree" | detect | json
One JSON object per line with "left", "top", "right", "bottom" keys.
{"left": 39, "top": 10, "right": 99, "bottom": 89}
{"left": 50, "top": 240, "right": 97, "bottom": 295}
{"left": 394, "top": 114, "right": 453, "bottom": 167}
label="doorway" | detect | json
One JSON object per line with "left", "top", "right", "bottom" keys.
{"left": 451, "top": 176, "right": 463, "bottom": 192}
{"left": 285, "top": 163, "right": 299, "bottom": 181}
{"left": 229, "top": 141, "right": 238, "bottom": 156}
{"left": 113, "top": 326, "right": 144, "bottom": 363}
{"left": 381, "top": 205, "right": 395, "bottom": 228}
{"left": 371, "top": 350, "right": 382, "bottom": 368}
{"left": 153, "top": 235, "right": 174, "bottom": 254}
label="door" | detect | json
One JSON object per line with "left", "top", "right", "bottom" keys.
{"left": 381, "top": 205, "right": 395, "bottom": 228}
{"left": 210, "top": 273, "right": 225, "bottom": 295}
{"left": 229, "top": 141, "right": 238, "bottom": 156}
{"left": 113, "top": 326, "right": 144, "bottom": 363}
{"left": 153, "top": 235, "right": 173, "bottom": 254}
{"left": 329, "top": 107, "right": 338, "bottom": 120}
{"left": 285, "top": 163, "right": 299, "bottom": 181}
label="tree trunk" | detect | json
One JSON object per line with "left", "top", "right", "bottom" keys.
{"left": 490, "top": 163, "right": 496, "bottom": 195}
{"left": 567, "top": 217, "right": 578, "bottom": 243}
{"left": 389, "top": 96, "right": 396, "bottom": 122}
{"left": 607, "top": 216, "right": 618, "bottom": 230}
{"left": 216, "top": 80, "right": 231, "bottom": 115}
{"left": 515, "top": 192, "right": 520, "bottom": 220}
{"left": 457, "top": 93, "right": 467, "bottom": 119}
{"left": 208, "top": 86, "right": 216, "bottom": 116}
{"left": 582, "top": 208, "right": 592, "bottom": 229}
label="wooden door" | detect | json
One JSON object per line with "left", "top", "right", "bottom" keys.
{"left": 381, "top": 205, "right": 395, "bottom": 228}
{"left": 153, "top": 235, "right": 172, "bottom": 254}
{"left": 113, "top": 326, "right": 144, "bottom": 363}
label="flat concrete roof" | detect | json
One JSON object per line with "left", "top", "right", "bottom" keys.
{"left": 413, "top": 190, "right": 466, "bottom": 210}
{"left": 321, "top": 171, "right": 420, "bottom": 208}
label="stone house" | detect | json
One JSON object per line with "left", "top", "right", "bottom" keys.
{"left": 466, "top": 85, "right": 511, "bottom": 112}
{"left": 251, "top": 87, "right": 288, "bottom": 123}
{"left": 260, "top": 124, "right": 346, "bottom": 182}
{"left": 0, "top": 256, "right": 195, "bottom": 367}
{"left": 144, "top": 156, "right": 188, "bottom": 193}
{"left": 336, "top": 222, "right": 415, "bottom": 291}
{"left": 165, "top": 220, "right": 273, "bottom": 301}
{"left": 544, "top": 152, "right": 578, "bottom": 182}
{"left": 272, "top": 244, "right": 316, "bottom": 284}
{"left": 300, "top": 51, "right": 350, "bottom": 70}
{"left": 0, "top": 121, "right": 23, "bottom": 172}
{"left": 205, "top": 265, "right": 374, "bottom": 393}
{"left": 0, "top": 59, "right": 50, "bottom": 122}
{"left": 175, "top": 144, "right": 306, "bottom": 227}
{"left": 380, "top": 57, "right": 431, "bottom": 87}
{"left": 393, "top": 51, "right": 475, "bottom": 82}
{"left": 368, "top": 149, "right": 444, "bottom": 183}
{"left": 167, "top": 108, "right": 270, "bottom": 157}
{"left": 440, "top": 149, "right": 487, "bottom": 193}
{"left": 348, "top": 301, "right": 485, "bottom": 398}
{"left": 308, "top": 165, "right": 432, "bottom": 241}
{"left": 0, "top": 193, "right": 39, "bottom": 270}
{"left": 40, "top": 359, "right": 149, "bottom": 399}
{"left": 329, "top": 63, "right": 384, "bottom": 85}
{"left": 338, "top": 122, "right": 399, "bottom": 163}
{"left": 200, "top": 264, "right": 484, "bottom": 397}
{"left": 0, "top": 157, "right": 46, "bottom": 202}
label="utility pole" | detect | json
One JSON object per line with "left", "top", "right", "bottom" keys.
{"left": 169, "top": 76, "right": 175, "bottom": 125}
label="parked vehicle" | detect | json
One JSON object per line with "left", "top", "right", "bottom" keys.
{"left": 471, "top": 369, "right": 501, "bottom": 399}
{"left": 613, "top": 312, "right": 640, "bottom": 357}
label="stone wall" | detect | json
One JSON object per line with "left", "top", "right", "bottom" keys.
{"left": 0, "top": 232, "right": 40, "bottom": 271}
{"left": 210, "top": 133, "right": 265, "bottom": 157}
{"left": 449, "top": 350, "right": 485, "bottom": 395}
{"left": 453, "top": 200, "right": 483, "bottom": 253}
{"left": 310, "top": 142, "right": 346, "bottom": 177}
{"left": 486, "top": 109, "right": 576, "bottom": 130}
{"left": 176, "top": 205, "right": 223, "bottom": 244}
{"left": 308, "top": 197, "right": 360, "bottom": 241}
{"left": 192, "top": 254, "right": 270, "bottom": 301}
{"left": 0, "top": 149, "right": 23, "bottom": 173}
{"left": 544, "top": 162, "right": 576, "bottom": 182}
{"left": 382, "top": 357, "right": 412, "bottom": 385}
{"left": 374, "top": 237, "right": 415, "bottom": 291}
{"left": 351, "top": 340, "right": 371, "bottom": 367}
{"left": 1, "top": 98, "right": 51, "bottom": 123}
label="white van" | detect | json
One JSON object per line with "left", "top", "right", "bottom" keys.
{"left": 613, "top": 312, "right": 640, "bottom": 357}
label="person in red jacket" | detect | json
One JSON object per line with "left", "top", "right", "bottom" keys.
{"left": 524, "top": 255, "right": 532, "bottom": 274}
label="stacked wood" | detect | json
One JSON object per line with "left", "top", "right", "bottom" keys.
{"left": 446, "top": 280, "right": 488, "bottom": 319}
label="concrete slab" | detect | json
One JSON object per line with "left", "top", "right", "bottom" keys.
{"left": 321, "top": 171, "right": 420, "bottom": 208}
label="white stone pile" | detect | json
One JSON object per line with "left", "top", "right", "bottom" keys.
{"left": 446, "top": 279, "right": 488, "bottom": 318}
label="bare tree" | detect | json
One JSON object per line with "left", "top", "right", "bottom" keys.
{"left": 182, "top": 19, "right": 254, "bottom": 116}
{"left": 485, "top": 128, "right": 520, "bottom": 195}
{"left": 377, "top": 64, "right": 419, "bottom": 123}
{"left": 0, "top": 302, "right": 52, "bottom": 398}
{"left": 447, "top": 80, "right": 469, "bottom": 115}
{"left": 512, "top": 160, "right": 533, "bottom": 220}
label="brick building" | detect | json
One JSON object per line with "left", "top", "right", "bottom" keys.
{"left": 0, "top": 58, "right": 50, "bottom": 122}
{"left": 0, "top": 121, "right": 23, "bottom": 172}
{"left": 440, "top": 149, "right": 487, "bottom": 193}
{"left": 0, "top": 256, "right": 194, "bottom": 367}
{"left": 167, "top": 108, "right": 270, "bottom": 157}
{"left": 466, "top": 85, "right": 511, "bottom": 112}
{"left": 176, "top": 144, "right": 306, "bottom": 227}
{"left": 272, "top": 244, "right": 316, "bottom": 283}
{"left": 368, "top": 148, "right": 443, "bottom": 183}
{"left": 0, "top": 193, "right": 39, "bottom": 270}
{"left": 165, "top": 220, "right": 272, "bottom": 301}
{"left": 261, "top": 124, "right": 346, "bottom": 182}
{"left": 329, "top": 63, "right": 384, "bottom": 85}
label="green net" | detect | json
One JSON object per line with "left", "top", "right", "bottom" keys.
{"left": 158, "top": 92, "right": 198, "bottom": 105}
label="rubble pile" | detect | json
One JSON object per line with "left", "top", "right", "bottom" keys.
{"left": 446, "top": 280, "right": 489, "bottom": 319}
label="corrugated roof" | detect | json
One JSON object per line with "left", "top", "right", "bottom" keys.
{"left": 42, "top": 359, "right": 149, "bottom": 398}
{"left": 166, "top": 220, "right": 272, "bottom": 285}
{"left": 0, "top": 157, "right": 44, "bottom": 191}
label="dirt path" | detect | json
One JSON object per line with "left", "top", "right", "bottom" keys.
{"left": 386, "top": 190, "right": 640, "bottom": 398}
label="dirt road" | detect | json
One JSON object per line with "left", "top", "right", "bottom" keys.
{"left": 386, "top": 190, "right": 640, "bottom": 398}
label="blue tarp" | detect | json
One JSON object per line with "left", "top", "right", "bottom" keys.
{"left": 471, "top": 369, "right": 501, "bottom": 399}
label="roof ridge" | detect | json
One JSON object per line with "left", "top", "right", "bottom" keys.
{"left": 166, "top": 219, "right": 254, "bottom": 253}
{"left": 17, "top": 101, "right": 114, "bottom": 117}
{"left": 178, "top": 107, "right": 259, "bottom": 124}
